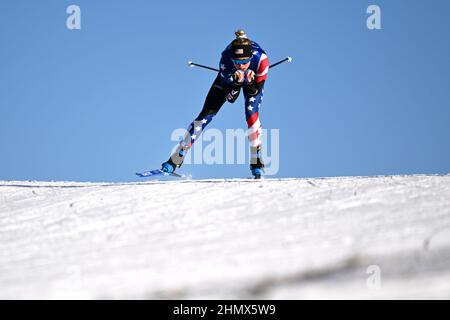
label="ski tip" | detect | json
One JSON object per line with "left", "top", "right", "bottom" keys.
{"left": 135, "top": 169, "right": 187, "bottom": 179}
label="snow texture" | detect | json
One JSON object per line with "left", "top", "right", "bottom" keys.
{"left": 1, "top": 175, "right": 450, "bottom": 299}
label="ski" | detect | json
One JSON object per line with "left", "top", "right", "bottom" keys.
{"left": 136, "top": 169, "right": 183, "bottom": 178}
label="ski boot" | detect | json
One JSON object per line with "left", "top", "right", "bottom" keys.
{"left": 251, "top": 167, "right": 263, "bottom": 180}
{"left": 250, "top": 147, "right": 265, "bottom": 179}
{"left": 161, "top": 159, "right": 175, "bottom": 174}
{"left": 161, "top": 148, "right": 187, "bottom": 174}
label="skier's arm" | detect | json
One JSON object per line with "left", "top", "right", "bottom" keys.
{"left": 219, "top": 55, "right": 234, "bottom": 86}
{"left": 218, "top": 55, "right": 241, "bottom": 103}
{"left": 244, "top": 53, "right": 269, "bottom": 96}
{"left": 244, "top": 79, "right": 265, "bottom": 96}
{"left": 226, "top": 71, "right": 249, "bottom": 103}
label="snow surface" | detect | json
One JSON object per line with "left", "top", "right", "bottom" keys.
{"left": 1, "top": 175, "right": 450, "bottom": 299}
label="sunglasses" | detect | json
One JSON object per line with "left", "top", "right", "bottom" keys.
{"left": 232, "top": 58, "right": 252, "bottom": 65}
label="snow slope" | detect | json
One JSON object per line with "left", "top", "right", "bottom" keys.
{"left": 1, "top": 175, "right": 450, "bottom": 299}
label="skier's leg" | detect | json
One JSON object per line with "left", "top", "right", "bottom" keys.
{"left": 162, "top": 74, "right": 227, "bottom": 172}
{"left": 243, "top": 85, "right": 265, "bottom": 178}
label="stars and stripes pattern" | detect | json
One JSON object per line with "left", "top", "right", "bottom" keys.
{"left": 179, "top": 114, "right": 215, "bottom": 149}
{"left": 175, "top": 41, "right": 268, "bottom": 157}
{"left": 178, "top": 91, "right": 263, "bottom": 152}
{"left": 255, "top": 53, "right": 269, "bottom": 84}
{"left": 179, "top": 88, "right": 264, "bottom": 152}
{"left": 245, "top": 91, "right": 263, "bottom": 148}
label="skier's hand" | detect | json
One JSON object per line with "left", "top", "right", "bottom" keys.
{"left": 244, "top": 70, "right": 255, "bottom": 84}
{"left": 233, "top": 70, "right": 245, "bottom": 84}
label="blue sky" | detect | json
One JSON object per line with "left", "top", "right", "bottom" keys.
{"left": 1, "top": 0, "right": 449, "bottom": 182}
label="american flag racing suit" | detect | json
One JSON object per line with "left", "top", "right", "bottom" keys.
{"left": 169, "top": 41, "right": 269, "bottom": 168}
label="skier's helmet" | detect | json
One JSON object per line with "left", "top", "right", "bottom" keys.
{"left": 231, "top": 29, "right": 252, "bottom": 64}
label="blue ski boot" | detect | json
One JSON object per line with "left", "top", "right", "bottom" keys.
{"left": 250, "top": 147, "right": 265, "bottom": 179}
{"left": 161, "top": 161, "right": 175, "bottom": 174}
{"left": 161, "top": 148, "right": 187, "bottom": 173}
{"left": 251, "top": 167, "right": 263, "bottom": 179}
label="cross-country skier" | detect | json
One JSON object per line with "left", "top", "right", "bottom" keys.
{"left": 161, "top": 29, "right": 269, "bottom": 179}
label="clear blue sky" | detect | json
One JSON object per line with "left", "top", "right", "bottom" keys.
{"left": 1, "top": 0, "right": 449, "bottom": 182}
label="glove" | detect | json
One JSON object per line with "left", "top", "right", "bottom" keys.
{"left": 232, "top": 70, "right": 245, "bottom": 85}
{"left": 244, "top": 70, "right": 255, "bottom": 84}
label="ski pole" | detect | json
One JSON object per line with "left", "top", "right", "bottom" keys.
{"left": 188, "top": 56, "right": 293, "bottom": 72}
{"left": 268, "top": 56, "right": 293, "bottom": 69}
{"left": 187, "top": 61, "right": 220, "bottom": 72}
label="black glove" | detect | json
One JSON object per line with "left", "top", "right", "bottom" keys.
{"left": 243, "top": 70, "right": 255, "bottom": 85}
{"left": 232, "top": 70, "right": 245, "bottom": 86}
{"left": 243, "top": 80, "right": 265, "bottom": 96}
